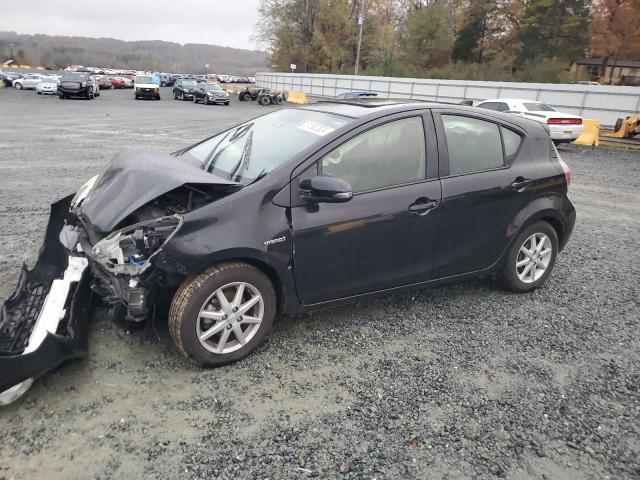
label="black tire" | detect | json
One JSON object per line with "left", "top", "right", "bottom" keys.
{"left": 259, "top": 95, "right": 270, "bottom": 106}
{"left": 173, "top": 91, "right": 178, "bottom": 100}
{"left": 204, "top": 96, "right": 209, "bottom": 105}
{"left": 225, "top": 101, "right": 230, "bottom": 106}
{"left": 614, "top": 118, "right": 624, "bottom": 132}
{"left": 182, "top": 92, "right": 187, "bottom": 101}
{"left": 85, "top": 87, "right": 92, "bottom": 100}
{"left": 500, "top": 220, "right": 559, "bottom": 293}
{"left": 59, "top": 94, "right": 65, "bottom": 99}
{"left": 37, "top": 91, "right": 41, "bottom": 95}
{"left": 169, "top": 262, "right": 276, "bottom": 367}
{"left": 193, "top": 95, "right": 198, "bottom": 103}
{"left": 156, "top": 95, "right": 160, "bottom": 100}
{"left": 239, "top": 93, "right": 246, "bottom": 101}
{"left": 14, "top": 83, "right": 22, "bottom": 90}
{"left": 161, "top": 81, "right": 166, "bottom": 87}
{"left": 275, "top": 95, "right": 283, "bottom": 105}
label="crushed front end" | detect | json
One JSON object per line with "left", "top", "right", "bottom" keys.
{"left": 1, "top": 150, "right": 239, "bottom": 405}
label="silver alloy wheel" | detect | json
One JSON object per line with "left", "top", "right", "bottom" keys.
{"left": 196, "top": 282, "right": 264, "bottom": 354}
{"left": 516, "top": 233, "right": 552, "bottom": 283}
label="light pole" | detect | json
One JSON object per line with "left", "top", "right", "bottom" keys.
{"left": 354, "top": 0, "right": 365, "bottom": 75}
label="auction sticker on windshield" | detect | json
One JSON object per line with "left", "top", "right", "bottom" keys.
{"left": 297, "top": 121, "right": 335, "bottom": 137}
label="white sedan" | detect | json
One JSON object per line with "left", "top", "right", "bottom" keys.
{"left": 476, "top": 98, "right": 584, "bottom": 144}
{"left": 13, "top": 73, "right": 47, "bottom": 90}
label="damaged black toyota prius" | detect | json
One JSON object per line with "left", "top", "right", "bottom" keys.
{"left": 0, "top": 100, "right": 576, "bottom": 404}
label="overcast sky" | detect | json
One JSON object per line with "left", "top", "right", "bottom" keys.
{"left": 0, "top": 0, "right": 263, "bottom": 50}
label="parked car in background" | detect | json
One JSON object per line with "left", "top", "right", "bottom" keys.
{"left": 58, "top": 72, "right": 97, "bottom": 99}
{"left": 193, "top": 83, "right": 230, "bottom": 105}
{"left": 134, "top": 74, "right": 161, "bottom": 100}
{"left": 110, "top": 76, "right": 126, "bottom": 89}
{"left": 1, "top": 71, "right": 23, "bottom": 86}
{"left": 336, "top": 91, "right": 379, "bottom": 100}
{"left": 93, "top": 75, "right": 113, "bottom": 90}
{"left": 121, "top": 76, "right": 134, "bottom": 88}
{"left": 36, "top": 78, "right": 59, "bottom": 95}
{"left": 476, "top": 98, "right": 584, "bottom": 144}
{"left": 173, "top": 78, "right": 198, "bottom": 100}
{"left": 13, "top": 74, "right": 46, "bottom": 90}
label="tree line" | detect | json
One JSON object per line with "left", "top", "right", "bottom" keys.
{"left": 255, "top": 0, "right": 640, "bottom": 82}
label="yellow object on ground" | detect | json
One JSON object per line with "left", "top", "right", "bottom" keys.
{"left": 287, "top": 91, "right": 308, "bottom": 105}
{"left": 573, "top": 119, "right": 600, "bottom": 146}
{"left": 602, "top": 114, "right": 640, "bottom": 139}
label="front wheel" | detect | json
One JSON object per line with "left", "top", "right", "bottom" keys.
{"left": 259, "top": 95, "right": 270, "bottom": 106}
{"left": 169, "top": 262, "right": 276, "bottom": 367}
{"left": 500, "top": 221, "right": 559, "bottom": 292}
{"left": 15, "top": 83, "right": 22, "bottom": 90}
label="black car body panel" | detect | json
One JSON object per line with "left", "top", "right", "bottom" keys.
{"left": 0, "top": 100, "right": 576, "bottom": 403}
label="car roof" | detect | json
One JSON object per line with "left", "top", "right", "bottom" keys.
{"left": 299, "top": 99, "right": 545, "bottom": 132}
{"left": 479, "top": 98, "right": 545, "bottom": 104}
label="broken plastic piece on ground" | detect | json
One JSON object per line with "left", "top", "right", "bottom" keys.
{"left": 0, "top": 195, "right": 94, "bottom": 406}
{"left": 0, "top": 378, "right": 33, "bottom": 406}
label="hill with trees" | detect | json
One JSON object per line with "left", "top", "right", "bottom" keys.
{"left": 0, "top": 31, "right": 269, "bottom": 74}
{"left": 255, "top": 0, "right": 640, "bottom": 83}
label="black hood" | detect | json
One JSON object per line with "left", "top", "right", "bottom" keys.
{"left": 79, "top": 149, "right": 238, "bottom": 234}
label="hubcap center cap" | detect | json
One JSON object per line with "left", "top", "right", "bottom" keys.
{"left": 228, "top": 314, "right": 237, "bottom": 323}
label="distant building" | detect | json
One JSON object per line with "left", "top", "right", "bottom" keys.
{"left": 570, "top": 58, "right": 640, "bottom": 86}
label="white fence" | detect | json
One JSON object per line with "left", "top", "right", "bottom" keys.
{"left": 256, "top": 72, "right": 640, "bottom": 127}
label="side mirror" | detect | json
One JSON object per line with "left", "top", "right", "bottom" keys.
{"left": 299, "top": 175, "right": 353, "bottom": 204}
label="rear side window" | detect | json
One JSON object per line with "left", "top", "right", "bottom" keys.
{"left": 442, "top": 116, "right": 504, "bottom": 175}
{"left": 501, "top": 127, "right": 523, "bottom": 163}
{"left": 479, "top": 102, "right": 509, "bottom": 112}
{"left": 320, "top": 117, "right": 426, "bottom": 193}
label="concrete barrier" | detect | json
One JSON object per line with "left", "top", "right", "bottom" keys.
{"left": 286, "top": 91, "right": 308, "bottom": 105}
{"left": 573, "top": 119, "right": 600, "bottom": 146}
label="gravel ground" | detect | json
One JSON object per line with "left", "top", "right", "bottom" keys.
{"left": 0, "top": 87, "right": 639, "bottom": 480}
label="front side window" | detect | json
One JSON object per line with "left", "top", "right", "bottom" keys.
{"left": 182, "top": 109, "right": 352, "bottom": 183}
{"left": 319, "top": 117, "right": 426, "bottom": 193}
{"left": 442, "top": 115, "right": 504, "bottom": 175}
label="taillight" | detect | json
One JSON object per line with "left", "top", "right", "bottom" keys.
{"left": 547, "top": 118, "right": 582, "bottom": 125}
{"left": 555, "top": 148, "right": 572, "bottom": 187}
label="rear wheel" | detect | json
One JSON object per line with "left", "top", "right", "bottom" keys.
{"left": 614, "top": 118, "right": 624, "bottom": 132}
{"left": 169, "top": 262, "right": 276, "bottom": 367}
{"left": 500, "top": 221, "right": 558, "bottom": 292}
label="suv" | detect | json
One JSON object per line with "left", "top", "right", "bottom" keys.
{"left": 1, "top": 100, "right": 575, "bottom": 404}
{"left": 172, "top": 78, "right": 198, "bottom": 100}
{"left": 58, "top": 72, "right": 98, "bottom": 99}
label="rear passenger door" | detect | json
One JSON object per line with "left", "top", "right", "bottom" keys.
{"left": 432, "top": 111, "right": 537, "bottom": 278}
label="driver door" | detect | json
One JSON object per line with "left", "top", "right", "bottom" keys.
{"left": 290, "top": 114, "right": 442, "bottom": 305}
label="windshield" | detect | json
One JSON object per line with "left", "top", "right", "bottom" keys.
{"left": 182, "top": 80, "right": 198, "bottom": 87}
{"left": 204, "top": 84, "right": 223, "bottom": 91}
{"left": 523, "top": 102, "right": 555, "bottom": 112}
{"left": 62, "top": 73, "right": 88, "bottom": 81}
{"left": 182, "top": 109, "right": 352, "bottom": 183}
{"left": 136, "top": 75, "right": 156, "bottom": 84}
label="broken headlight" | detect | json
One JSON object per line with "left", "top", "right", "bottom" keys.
{"left": 92, "top": 216, "right": 182, "bottom": 270}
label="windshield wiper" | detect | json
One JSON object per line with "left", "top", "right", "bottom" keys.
{"left": 228, "top": 130, "right": 254, "bottom": 182}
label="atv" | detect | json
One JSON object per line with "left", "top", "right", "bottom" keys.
{"left": 257, "top": 89, "right": 284, "bottom": 106}
{"left": 238, "top": 86, "right": 260, "bottom": 102}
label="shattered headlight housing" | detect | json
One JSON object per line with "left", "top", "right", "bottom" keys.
{"left": 92, "top": 216, "right": 183, "bottom": 273}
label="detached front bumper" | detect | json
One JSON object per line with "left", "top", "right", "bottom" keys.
{"left": 0, "top": 197, "right": 94, "bottom": 405}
